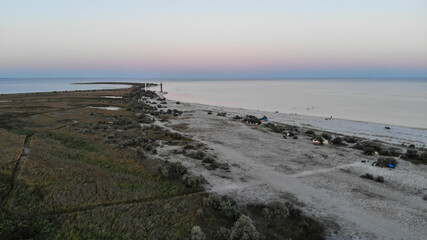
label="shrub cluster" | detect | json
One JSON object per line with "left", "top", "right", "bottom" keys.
{"left": 305, "top": 130, "right": 315, "bottom": 135}
{"left": 187, "top": 150, "right": 206, "bottom": 160}
{"left": 402, "top": 149, "right": 427, "bottom": 164}
{"left": 321, "top": 133, "right": 332, "bottom": 141}
{"left": 262, "top": 201, "right": 290, "bottom": 223}
{"left": 157, "top": 161, "right": 187, "bottom": 179}
{"left": 360, "top": 173, "right": 385, "bottom": 183}
{"left": 331, "top": 137, "right": 344, "bottom": 145}
{"left": 343, "top": 136, "right": 358, "bottom": 143}
{"left": 190, "top": 226, "right": 206, "bottom": 240}
{"left": 203, "top": 194, "right": 243, "bottom": 220}
{"left": 182, "top": 174, "right": 206, "bottom": 189}
{"left": 229, "top": 215, "right": 260, "bottom": 240}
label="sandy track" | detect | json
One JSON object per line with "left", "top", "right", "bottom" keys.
{"left": 162, "top": 100, "right": 427, "bottom": 240}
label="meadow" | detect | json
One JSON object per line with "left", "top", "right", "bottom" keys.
{"left": 0, "top": 87, "right": 324, "bottom": 239}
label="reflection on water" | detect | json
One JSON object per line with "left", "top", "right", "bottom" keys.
{"left": 163, "top": 80, "right": 427, "bottom": 129}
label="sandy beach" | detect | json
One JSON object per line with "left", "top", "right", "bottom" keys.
{"left": 156, "top": 97, "right": 427, "bottom": 240}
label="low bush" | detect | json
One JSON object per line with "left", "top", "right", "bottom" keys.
{"left": 230, "top": 215, "right": 260, "bottom": 240}
{"left": 343, "top": 136, "right": 358, "bottom": 143}
{"left": 187, "top": 150, "right": 206, "bottom": 160}
{"left": 190, "top": 226, "right": 206, "bottom": 240}
{"left": 402, "top": 149, "right": 427, "bottom": 164}
{"left": 403, "top": 149, "right": 419, "bottom": 159}
{"left": 375, "top": 176, "right": 385, "bottom": 183}
{"left": 262, "top": 201, "right": 290, "bottom": 223}
{"left": 202, "top": 157, "right": 215, "bottom": 164}
{"left": 305, "top": 130, "right": 315, "bottom": 135}
{"left": 215, "top": 227, "right": 230, "bottom": 240}
{"left": 331, "top": 137, "right": 344, "bottom": 145}
{"left": 157, "top": 161, "right": 188, "bottom": 179}
{"left": 203, "top": 194, "right": 243, "bottom": 220}
{"left": 182, "top": 174, "right": 206, "bottom": 189}
{"left": 361, "top": 173, "right": 385, "bottom": 183}
{"left": 360, "top": 173, "right": 374, "bottom": 180}
{"left": 363, "top": 147, "right": 375, "bottom": 155}
{"left": 321, "top": 133, "right": 332, "bottom": 141}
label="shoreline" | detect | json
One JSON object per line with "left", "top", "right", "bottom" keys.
{"left": 2, "top": 87, "right": 426, "bottom": 146}
{"left": 162, "top": 95, "right": 427, "bottom": 147}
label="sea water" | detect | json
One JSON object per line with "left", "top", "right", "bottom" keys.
{"left": 161, "top": 79, "right": 427, "bottom": 129}
{"left": 0, "top": 78, "right": 131, "bottom": 94}
{"left": 1, "top": 78, "right": 426, "bottom": 129}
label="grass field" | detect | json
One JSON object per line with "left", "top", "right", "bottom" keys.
{"left": 0, "top": 88, "right": 324, "bottom": 239}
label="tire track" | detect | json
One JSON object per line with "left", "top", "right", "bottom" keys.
{"left": 0, "top": 124, "right": 67, "bottom": 208}
{"left": 44, "top": 190, "right": 207, "bottom": 216}
{"left": 1, "top": 134, "right": 33, "bottom": 207}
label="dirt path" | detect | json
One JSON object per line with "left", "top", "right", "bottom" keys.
{"left": 1, "top": 124, "right": 67, "bottom": 208}
{"left": 1, "top": 134, "right": 33, "bottom": 207}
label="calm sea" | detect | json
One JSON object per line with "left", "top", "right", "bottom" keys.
{"left": 160, "top": 79, "right": 427, "bottom": 129}
{"left": 0, "top": 78, "right": 132, "bottom": 94}
{"left": 1, "top": 78, "right": 426, "bottom": 129}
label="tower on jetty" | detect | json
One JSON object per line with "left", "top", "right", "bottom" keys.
{"left": 160, "top": 82, "right": 163, "bottom": 93}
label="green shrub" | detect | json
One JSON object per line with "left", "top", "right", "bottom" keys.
{"left": 157, "top": 161, "right": 188, "bottom": 179}
{"left": 203, "top": 194, "right": 243, "bottom": 220}
{"left": 321, "top": 133, "right": 332, "bottom": 141}
{"left": 343, "top": 136, "right": 357, "bottom": 143}
{"left": 190, "top": 226, "right": 206, "bottom": 240}
{"left": 363, "top": 147, "right": 375, "bottom": 155}
{"left": 331, "top": 137, "right": 343, "bottom": 145}
{"left": 182, "top": 174, "right": 206, "bottom": 189}
{"left": 187, "top": 150, "right": 206, "bottom": 160}
{"left": 230, "top": 215, "right": 260, "bottom": 240}
{"left": 375, "top": 176, "right": 385, "bottom": 183}
{"left": 262, "top": 201, "right": 290, "bottom": 223}
{"left": 215, "top": 227, "right": 230, "bottom": 240}
{"left": 305, "top": 130, "right": 315, "bottom": 135}
{"left": 403, "top": 149, "right": 419, "bottom": 159}
{"left": 360, "top": 173, "right": 374, "bottom": 180}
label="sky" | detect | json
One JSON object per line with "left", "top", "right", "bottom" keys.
{"left": 1, "top": 0, "right": 427, "bottom": 79}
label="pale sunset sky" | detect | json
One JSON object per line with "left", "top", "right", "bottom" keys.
{"left": 1, "top": 0, "right": 427, "bottom": 78}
